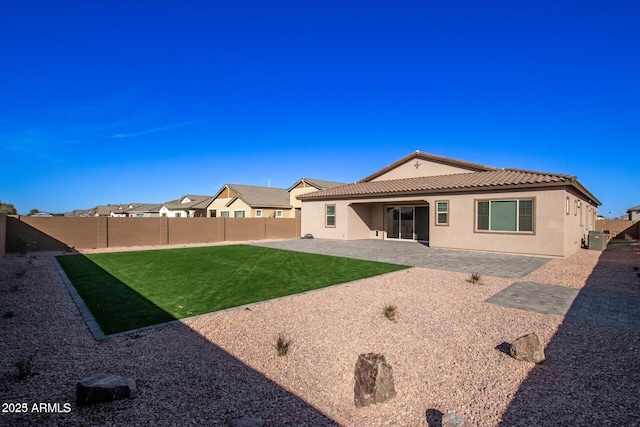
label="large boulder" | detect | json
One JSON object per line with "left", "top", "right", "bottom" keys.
{"left": 510, "top": 333, "right": 545, "bottom": 363}
{"left": 354, "top": 353, "right": 396, "bottom": 407}
{"left": 76, "top": 373, "right": 136, "bottom": 406}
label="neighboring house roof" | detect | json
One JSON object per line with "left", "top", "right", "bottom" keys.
{"left": 359, "top": 150, "right": 497, "bottom": 182}
{"left": 92, "top": 204, "right": 129, "bottom": 216}
{"left": 163, "top": 195, "right": 214, "bottom": 211}
{"left": 298, "top": 167, "right": 601, "bottom": 205}
{"left": 125, "top": 203, "right": 163, "bottom": 214}
{"left": 287, "top": 178, "right": 347, "bottom": 192}
{"left": 218, "top": 184, "right": 292, "bottom": 208}
{"left": 627, "top": 205, "right": 640, "bottom": 213}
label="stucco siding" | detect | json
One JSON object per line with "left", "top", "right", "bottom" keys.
{"left": 290, "top": 187, "right": 318, "bottom": 208}
{"left": 370, "top": 158, "right": 477, "bottom": 181}
{"left": 301, "top": 188, "right": 575, "bottom": 256}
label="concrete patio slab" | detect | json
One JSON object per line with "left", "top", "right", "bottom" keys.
{"left": 252, "top": 239, "right": 551, "bottom": 278}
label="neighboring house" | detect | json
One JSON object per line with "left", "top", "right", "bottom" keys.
{"left": 65, "top": 209, "right": 92, "bottom": 217}
{"left": 207, "top": 184, "right": 293, "bottom": 218}
{"left": 124, "top": 203, "right": 163, "bottom": 218}
{"left": 159, "top": 195, "right": 214, "bottom": 218}
{"left": 627, "top": 205, "right": 640, "bottom": 221}
{"left": 297, "top": 150, "right": 601, "bottom": 257}
{"left": 91, "top": 203, "right": 144, "bottom": 217}
{"left": 288, "top": 178, "right": 347, "bottom": 217}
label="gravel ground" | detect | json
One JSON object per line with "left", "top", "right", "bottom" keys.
{"left": 1, "top": 243, "right": 639, "bottom": 426}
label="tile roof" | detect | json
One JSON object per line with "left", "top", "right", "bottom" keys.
{"left": 298, "top": 168, "right": 601, "bottom": 204}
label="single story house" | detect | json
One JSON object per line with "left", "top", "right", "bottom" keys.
{"left": 124, "top": 203, "right": 163, "bottom": 218}
{"left": 297, "top": 151, "right": 601, "bottom": 257}
{"left": 160, "top": 195, "right": 214, "bottom": 218}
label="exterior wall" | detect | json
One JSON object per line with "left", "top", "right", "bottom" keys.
{"left": 206, "top": 187, "right": 237, "bottom": 217}
{"left": 301, "top": 188, "right": 576, "bottom": 257}
{"left": 159, "top": 206, "right": 189, "bottom": 218}
{"left": 562, "top": 190, "right": 598, "bottom": 255}
{"left": 290, "top": 186, "right": 319, "bottom": 208}
{"left": 370, "top": 158, "right": 476, "bottom": 181}
{"left": 226, "top": 199, "right": 252, "bottom": 217}
{"left": 0, "top": 213, "right": 6, "bottom": 257}
{"left": 5, "top": 216, "right": 300, "bottom": 251}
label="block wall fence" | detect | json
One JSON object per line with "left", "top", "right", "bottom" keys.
{"left": 4, "top": 216, "right": 302, "bottom": 252}
{"left": 595, "top": 219, "right": 640, "bottom": 240}
{"left": 0, "top": 213, "right": 6, "bottom": 257}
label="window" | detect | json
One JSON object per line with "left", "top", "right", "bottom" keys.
{"left": 175, "top": 212, "right": 182, "bottom": 218}
{"left": 256, "top": 210, "right": 262, "bottom": 217}
{"left": 476, "top": 199, "right": 534, "bottom": 232}
{"left": 276, "top": 210, "right": 283, "bottom": 218}
{"left": 234, "top": 210, "right": 245, "bottom": 218}
{"left": 435, "top": 201, "right": 449, "bottom": 225}
{"left": 220, "top": 211, "right": 229, "bottom": 218}
{"left": 325, "top": 204, "right": 336, "bottom": 227}
{"left": 566, "top": 197, "right": 570, "bottom": 215}
{"left": 209, "top": 209, "right": 217, "bottom": 218}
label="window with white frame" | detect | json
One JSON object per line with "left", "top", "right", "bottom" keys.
{"left": 436, "top": 200, "right": 449, "bottom": 225}
{"left": 255, "top": 210, "right": 262, "bottom": 217}
{"left": 234, "top": 210, "right": 245, "bottom": 218}
{"left": 276, "top": 210, "right": 283, "bottom": 218}
{"left": 220, "top": 211, "right": 229, "bottom": 218}
{"left": 325, "top": 204, "right": 336, "bottom": 227}
{"left": 175, "top": 212, "right": 182, "bottom": 218}
{"left": 476, "top": 199, "right": 534, "bottom": 232}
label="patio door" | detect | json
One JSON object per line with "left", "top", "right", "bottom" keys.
{"left": 386, "top": 206, "right": 429, "bottom": 241}
{"left": 386, "top": 207, "right": 414, "bottom": 240}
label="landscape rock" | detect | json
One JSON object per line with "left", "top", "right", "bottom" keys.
{"left": 441, "top": 413, "right": 471, "bottom": 427}
{"left": 354, "top": 353, "right": 396, "bottom": 407}
{"left": 510, "top": 333, "right": 545, "bottom": 363}
{"left": 76, "top": 373, "right": 136, "bottom": 406}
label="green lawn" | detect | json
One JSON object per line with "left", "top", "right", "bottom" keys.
{"left": 56, "top": 245, "right": 409, "bottom": 335}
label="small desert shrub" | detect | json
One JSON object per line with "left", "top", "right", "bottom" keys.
{"left": 14, "top": 354, "right": 35, "bottom": 380}
{"left": 383, "top": 304, "right": 397, "bottom": 322}
{"left": 3, "top": 311, "right": 14, "bottom": 319}
{"left": 470, "top": 272, "right": 482, "bottom": 285}
{"left": 19, "top": 234, "right": 37, "bottom": 254}
{"left": 275, "top": 334, "right": 292, "bottom": 357}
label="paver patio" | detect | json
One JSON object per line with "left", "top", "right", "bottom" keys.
{"left": 252, "top": 239, "right": 551, "bottom": 278}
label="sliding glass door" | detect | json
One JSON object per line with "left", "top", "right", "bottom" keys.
{"left": 386, "top": 206, "right": 429, "bottom": 241}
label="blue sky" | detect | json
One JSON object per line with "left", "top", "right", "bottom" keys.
{"left": 1, "top": 1, "right": 638, "bottom": 217}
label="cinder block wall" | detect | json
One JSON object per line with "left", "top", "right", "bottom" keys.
{"left": 595, "top": 219, "right": 640, "bottom": 239}
{"left": 5, "top": 216, "right": 302, "bottom": 252}
{"left": 0, "top": 213, "right": 6, "bottom": 257}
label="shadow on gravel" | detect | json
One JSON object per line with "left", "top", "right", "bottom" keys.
{"left": 1, "top": 253, "right": 340, "bottom": 426}
{"left": 499, "top": 245, "right": 640, "bottom": 426}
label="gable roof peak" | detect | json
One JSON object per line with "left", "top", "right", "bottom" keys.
{"left": 359, "top": 150, "right": 497, "bottom": 182}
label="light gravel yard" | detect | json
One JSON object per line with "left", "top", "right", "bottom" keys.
{"left": 1, "top": 243, "right": 639, "bottom": 426}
